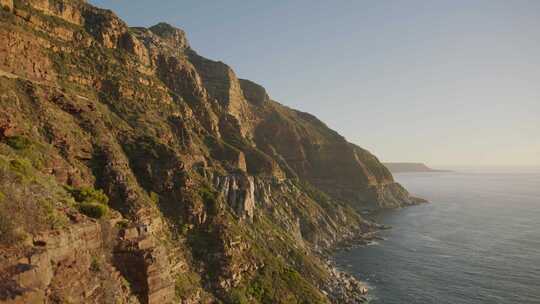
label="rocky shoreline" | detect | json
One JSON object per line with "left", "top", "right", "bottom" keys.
{"left": 319, "top": 227, "right": 387, "bottom": 303}
{"left": 321, "top": 202, "right": 428, "bottom": 303}
{"left": 322, "top": 259, "right": 370, "bottom": 303}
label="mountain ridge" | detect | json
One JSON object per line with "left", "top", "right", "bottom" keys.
{"left": 0, "top": 1, "right": 421, "bottom": 303}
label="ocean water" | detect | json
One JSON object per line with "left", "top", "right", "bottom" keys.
{"left": 334, "top": 167, "right": 540, "bottom": 304}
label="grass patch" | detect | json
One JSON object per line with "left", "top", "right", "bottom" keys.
{"left": 90, "top": 255, "right": 101, "bottom": 272}
{"left": 0, "top": 155, "right": 73, "bottom": 246}
{"left": 9, "top": 158, "right": 33, "bottom": 176}
{"left": 0, "top": 210, "right": 24, "bottom": 245}
{"left": 149, "top": 191, "right": 159, "bottom": 205}
{"left": 174, "top": 271, "right": 203, "bottom": 301}
{"left": 5, "top": 135, "right": 32, "bottom": 150}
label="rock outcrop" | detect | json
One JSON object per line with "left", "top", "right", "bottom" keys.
{"left": 214, "top": 174, "right": 256, "bottom": 220}
{"left": 0, "top": 1, "right": 421, "bottom": 303}
{"left": 23, "top": 0, "right": 83, "bottom": 25}
{"left": 239, "top": 79, "right": 270, "bottom": 105}
{"left": 149, "top": 23, "right": 190, "bottom": 50}
{"left": 0, "top": 218, "right": 134, "bottom": 303}
{"left": 0, "top": 0, "right": 13, "bottom": 12}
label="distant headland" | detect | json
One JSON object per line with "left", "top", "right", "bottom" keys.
{"left": 383, "top": 162, "right": 451, "bottom": 173}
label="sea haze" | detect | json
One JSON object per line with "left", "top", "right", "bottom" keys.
{"left": 334, "top": 167, "right": 540, "bottom": 304}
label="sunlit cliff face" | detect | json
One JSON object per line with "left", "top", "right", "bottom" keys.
{"left": 89, "top": 0, "right": 540, "bottom": 167}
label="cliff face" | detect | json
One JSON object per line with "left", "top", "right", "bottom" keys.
{"left": 0, "top": 1, "right": 417, "bottom": 303}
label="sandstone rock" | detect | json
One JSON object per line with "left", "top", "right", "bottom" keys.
{"left": 237, "top": 151, "right": 247, "bottom": 172}
{"left": 119, "top": 32, "right": 151, "bottom": 66}
{"left": 0, "top": 217, "right": 175, "bottom": 304}
{"left": 83, "top": 5, "right": 129, "bottom": 49}
{"left": 0, "top": 28, "right": 56, "bottom": 82}
{"left": 0, "top": 119, "right": 18, "bottom": 139}
{"left": 25, "top": 0, "right": 83, "bottom": 25}
{"left": 239, "top": 79, "right": 269, "bottom": 105}
{"left": 0, "top": 220, "right": 138, "bottom": 303}
{"left": 149, "top": 22, "right": 190, "bottom": 50}
{"left": 0, "top": 0, "right": 13, "bottom": 11}
{"left": 114, "top": 239, "right": 175, "bottom": 304}
{"left": 188, "top": 51, "right": 255, "bottom": 136}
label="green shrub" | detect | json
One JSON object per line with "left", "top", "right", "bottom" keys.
{"left": 199, "top": 185, "right": 218, "bottom": 215}
{"left": 68, "top": 186, "right": 109, "bottom": 205}
{"left": 9, "top": 158, "right": 32, "bottom": 176}
{"left": 174, "top": 271, "right": 202, "bottom": 300}
{"left": 78, "top": 202, "right": 108, "bottom": 219}
{"left": 149, "top": 191, "right": 159, "bottom": 205}
{"left": 90, "top": 256, "right": 101, "bottom": 272}
{"left": 284, "top": 268, "right": 303, "bottom": 283}
{"left": 116, "top": 219, "right": 129, "bottom": 229}
{"left": 226, "top": 288, "right": 249, "bottom": 304}
{"left": 66, "top": 186, "right": 109, "bottom": 219}
{"left": 199, "top": 186, "right": 216, "bottom": 205}
{"left": 5, "top": 136, "right": 32, "bottom": 150}
{"left": 179, "top": 223, "right": 189, "bottom": 235}
{"left": 246, "top": 282, "right": 265, "bottom": 301}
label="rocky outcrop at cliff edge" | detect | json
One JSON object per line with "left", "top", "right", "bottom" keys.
{"left": 0, "top": 1, "right": 420, "bottom": 303}
{"left": 0, "top": 213, "right": 173, "bottom": 304}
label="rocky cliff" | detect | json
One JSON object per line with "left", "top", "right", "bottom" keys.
{"left": 0, "top": 1, "right": 419, "bottom": 303}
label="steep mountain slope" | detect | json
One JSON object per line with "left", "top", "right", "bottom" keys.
{"left": 0, "top": 1, "right": 419, "bottom": 303}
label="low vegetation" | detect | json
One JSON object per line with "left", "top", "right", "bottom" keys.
{"left": 66, "top": 186, "right": 110, "bottom": 219}
{"left": 199, "top": 184, "right": 219, "bottom": 216}
{"left": 5, "top": 135, "right": 32, "bottom": 150}
{"left": 0, "top": 154, "right": 73, "bottom": 246}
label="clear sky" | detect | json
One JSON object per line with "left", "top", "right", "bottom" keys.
{"left": 89, "top": 0, "right": 540, "bottom": 166}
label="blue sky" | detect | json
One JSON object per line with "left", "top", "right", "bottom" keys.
{"left": 89, "top": 0, "right": 540, "bottom": 166}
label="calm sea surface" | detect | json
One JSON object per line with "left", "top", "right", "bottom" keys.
{"left": 334, "top": 167, "right": 540, "bottom": 304}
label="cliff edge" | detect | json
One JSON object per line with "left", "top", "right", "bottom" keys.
{"left": 0, "top": 1, "right": 419, "bottom": 303}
